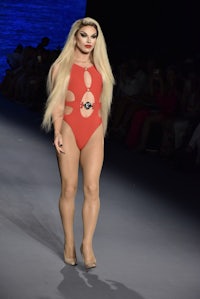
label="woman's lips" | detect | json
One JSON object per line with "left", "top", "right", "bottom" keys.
{"left": 85, "top": 45, "right": 92, "bottom": 48}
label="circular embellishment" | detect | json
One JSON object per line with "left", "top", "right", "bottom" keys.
{"left": 80, "top": 101, "right": 94, "bottom": 110}
{"left": 84, "top": 101, "right": 92, "bottom": 109}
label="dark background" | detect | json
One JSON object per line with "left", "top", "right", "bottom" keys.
{"left": 86, "top": 1, "right": 200, "bottom": 66}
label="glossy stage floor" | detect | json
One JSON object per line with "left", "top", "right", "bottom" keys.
{"left": 0, "top": 95, "right": 200, "bottom": 299}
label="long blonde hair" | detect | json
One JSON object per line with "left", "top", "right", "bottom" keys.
{"left": 41, "top": 17, "right": 115, "bottom": 135}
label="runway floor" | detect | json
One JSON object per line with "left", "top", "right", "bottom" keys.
{"left": 0, "top": 94, "right": 200, "bottom": 299}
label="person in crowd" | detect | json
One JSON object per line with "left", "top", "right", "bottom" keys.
{"left": 0, "top": 44, "right": 24, "bottom": 97}
{"left": 6, "top": 43, "right": 24, "bottom": 70}
{"left": 36, "top": 36, "right": 51, "bottom": 72}
{"left": 126, "top": 65, "right": 179, "bottom": 152}
{"left": 172, "top": 65, "right": 200, "bottom": 149}
{"left": 160, "top": 63, "right": 200, "bottom": 157}
{"left": 109, "top": 58, "right": 147, "bottom": 138}
{"left": 41, "top": 17, "right": 115, "bottom": 269}
{"left": 185, "top": 121, "right": 200, "bottom": 166}
{"left": 172, "top": 121, "right": 200, "bottom": 171}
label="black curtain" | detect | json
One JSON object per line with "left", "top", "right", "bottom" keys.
{"left": 85, "top": 1, "right": 200, "bottom": 65}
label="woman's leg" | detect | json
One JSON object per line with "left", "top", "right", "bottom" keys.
{"left": 80, "top": 125, "right": 104, "bottom": 267}
{"left": 58, "top": 122, "right": 80, "bottom": 264}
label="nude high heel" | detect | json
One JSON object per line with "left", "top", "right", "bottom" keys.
{"left": 80, "top": 244, "right": 96, "bottom": 270}
{"left": 64, "top": 246, "right": 77, "bottom": 266}
{"left": 64, "top": 254, "right": 77, "bottom": 266}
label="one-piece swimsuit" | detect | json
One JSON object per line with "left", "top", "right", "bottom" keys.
{"left": 63, "top": 64, "right": 103, "bottom": 149}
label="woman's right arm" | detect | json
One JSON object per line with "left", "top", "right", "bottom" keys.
{"left": 52, "top": 102, "right": 65, "bottom": 154}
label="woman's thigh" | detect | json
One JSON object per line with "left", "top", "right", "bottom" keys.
{"left": 58, "top": 122, "right": 80, "bottom": 188}
{"left": 80, "top": 125, "right": 104, "bottom": 186}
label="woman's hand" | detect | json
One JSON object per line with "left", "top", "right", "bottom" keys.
{"left": 53, "top": 132, "right": 65, "bottom": 154}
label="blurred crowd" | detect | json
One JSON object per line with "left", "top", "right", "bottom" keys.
{"left": 0, "top": 41, "right": 200, "bottom": 172}
{"left": 109, "top": 55, "right": 200, "bottom": 171}
{"left": 0, "top": 37, "right": 60, "bottom": 112}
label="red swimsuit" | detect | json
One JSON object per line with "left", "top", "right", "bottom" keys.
{"left": 63, "top": 64, "right": 103, "bottom": 149}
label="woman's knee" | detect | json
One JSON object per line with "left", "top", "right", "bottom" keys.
{"left": 83, "top": 183, "right": 99, "bottom": 199}
{"left": 61, "top": 183, "right": 77, "bottom": 200}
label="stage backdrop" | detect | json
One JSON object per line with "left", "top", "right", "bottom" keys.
{"left": 0, "top": 0, "right": 87, "bottom": 80}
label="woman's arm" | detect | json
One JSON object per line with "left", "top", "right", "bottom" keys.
{"left": 52, "top": 101, "right": 65, "bottom": 154}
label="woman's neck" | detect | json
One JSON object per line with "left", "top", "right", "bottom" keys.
{"left": 73, "top": 55, "right": 92, "bottom": 68}
{"left": 74, "top": 55, "right": 90, "bottom": 62}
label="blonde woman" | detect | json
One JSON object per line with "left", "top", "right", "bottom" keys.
{"left": 42, "top": 17, "right": 115, "bottom": 269}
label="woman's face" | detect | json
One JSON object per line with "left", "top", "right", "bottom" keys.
{"left": 75, "top": 25, "right": 98, "bottom": 54}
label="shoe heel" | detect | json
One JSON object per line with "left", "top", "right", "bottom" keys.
{"left": 64, "top": 247, "right": 77, "bottom": 266}
{"left": 80, "top": 244, "right": 96, "bottom": 270}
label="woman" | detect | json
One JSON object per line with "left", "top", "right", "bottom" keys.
{"left": 42, "top": 17, "right": 115, "bottom": 269}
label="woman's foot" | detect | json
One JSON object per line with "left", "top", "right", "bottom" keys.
{"left": 64, "top": 244, "right": 77, "bottom": 266}
{"left": 80, "top": 244, "right": 96, "bottom": 270}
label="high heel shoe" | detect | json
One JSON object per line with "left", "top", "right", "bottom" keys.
{"left": 64, "top": 255, "right": 77, "bottom": 266}
{"left": 64, "top": 248, "right": 77, "bottom": 266}
{"left": 80, "top": 244, "right": 96, "bottom": 270}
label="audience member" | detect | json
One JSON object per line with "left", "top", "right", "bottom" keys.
{"left": 172, "top": 121, "right": 200, "bottom": 172}
{"left": 6, "top": 44, "right": 24, "bottom": 70}
{"left": 109, "top": 57, "right": 147, "bottom": 138}
{"left": 126, "top": 65, "right": 179, "bottom": 151}
{"left": 160, "top": 63, "right": 200, "bottom": 156}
